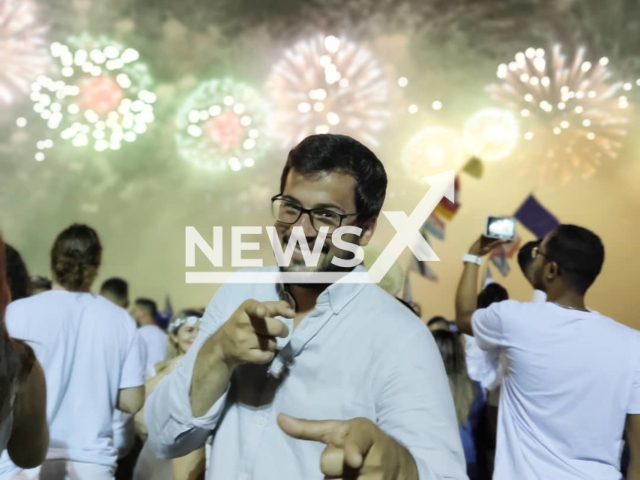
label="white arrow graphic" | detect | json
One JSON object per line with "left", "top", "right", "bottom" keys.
{"left": 365, "top": 170, "right": 455, "bottom": 284}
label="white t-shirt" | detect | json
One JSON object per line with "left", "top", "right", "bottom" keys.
{"left": 0, "top": 290, "right": 145, "bottom": 474}
{"left": 138, "top": 324, "right": 167, "bottom": 379}
{"left": 465, "top": 289, "right": 547, "bottom": 390}
{"left": 472, "top": 300, "right": 640, "bottom": 480}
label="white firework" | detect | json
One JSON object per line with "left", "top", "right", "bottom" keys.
{"left": 402, "top": 127, "right": 465, "bottom": 180}
{"left": 266, "top": 34, "right": 391, "bottom": 147}
{"left": 488, "top": 44, "right": 630, "bottom": 183}
{"left": 463, "top": 108, "right": 519, "bottom": 161}
{"left": 0, "top": 0, "right": 49, "bottom": 104}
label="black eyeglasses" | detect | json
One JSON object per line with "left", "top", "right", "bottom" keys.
{"left": 531, "top": 245, "right": 550, "bottom": 261}
{"left": 271, "top": 195, "right": 358, "bottom": 234}
{"left": 532, "top": 245, "right": 575, "bottom": 273}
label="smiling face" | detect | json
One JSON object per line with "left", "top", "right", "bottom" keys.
{"left": 171, "top": 322, "right": 200, "bottom": 355}
{"left": 274, "top": 168, "right": 375, "bottom": 275}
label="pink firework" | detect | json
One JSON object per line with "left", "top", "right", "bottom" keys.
{"left": 0, "top": 0, "right": 49, "bottom": 104}
{"left": 206, "top": 111, "right": 244, "bottom": 151}
{"left": 78, "top": 77, "right": 125, "bottom": 115}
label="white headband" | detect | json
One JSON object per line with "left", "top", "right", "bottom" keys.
{"left": 169, "top": 316, "right": 200, "bottom": 333}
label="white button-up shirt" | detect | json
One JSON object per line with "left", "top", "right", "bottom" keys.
{"left": 145, "top": 266, "right": 467, "bottom": 480}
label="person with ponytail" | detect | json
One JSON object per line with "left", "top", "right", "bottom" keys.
{"left": 0, "top": 224, "right": 145, "bottom": 480}
{"left": 0, "top": 233, "right": 48, "bottom": 468}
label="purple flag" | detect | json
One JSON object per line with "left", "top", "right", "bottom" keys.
{"left": 155, "top": 295, "right": 173, "bottom": 330}
{"left": 514, "top": 195, "right": 560, "bottom": 239}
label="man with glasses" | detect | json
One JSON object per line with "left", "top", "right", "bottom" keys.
{"left": 454, "top": 225, "right": 640, "bottom": 480}
{"left": 146, "top": 134, "right": 467, "bottom": 480}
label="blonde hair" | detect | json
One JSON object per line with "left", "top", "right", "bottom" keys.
{"left": 448, "top": 372, "right": 477, "bottom": 425}
{"left": 165, "top": 335, "right": 180, "bottom": 361}
{"left": 432, "top": 329, "right": 478, "bottom": 425}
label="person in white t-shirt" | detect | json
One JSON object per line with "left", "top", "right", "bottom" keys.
{"left": 455, "top": 224, "right": 640, "bottom": 480}
{"left": 465, "top": 241, "right": 547, "bottom": 392}
{"left": 131, "top": 298, "right": 167, "bottom": 379}
{"left": 100, "top": 277, "right": 144, "bottom": 467}
{"left": 101, "top": 278, "right": 130, "bottom": 310}
{"left": 0, "top": 224, "right": 145, "bottom": 480}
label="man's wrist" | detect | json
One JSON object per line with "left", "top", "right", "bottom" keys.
{"left": 463, "top": 253, "right": 483, "bottom": 265}
{"left": 200, "top": 334, "right": 236, "bottom": 373}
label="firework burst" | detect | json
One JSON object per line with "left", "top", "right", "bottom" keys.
{"left": 402, "top": 127, "right": 465, "bottom": 181}
{"left": 26, "top": 34, "right": 155, "bottom": 161}
{"left": 463, "top": 108, "right": 519, "bottom": 162}
{"left": 488, "top": 44, "right": 630, "bottom": 183}
{"left": 266, "top": 34, "right": 391, "bottom": 147}
{"left": 0, "top": 0, "right": 50, "bottom": 105}
{"left": 175, "top": 78, "right": 270, "bottom": 173}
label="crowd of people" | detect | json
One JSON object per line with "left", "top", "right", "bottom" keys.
{"left": 0, "top": 133, "right": 638, "bottom": 480}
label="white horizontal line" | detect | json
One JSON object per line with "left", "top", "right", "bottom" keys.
{"left": 185, "top": 271, "right": 377, "bottom": 284}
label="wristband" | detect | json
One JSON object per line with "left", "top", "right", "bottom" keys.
{"left": 463, "top": 253, "right": 482, "bottom": 266}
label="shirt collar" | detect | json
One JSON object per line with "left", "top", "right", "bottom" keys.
{"left": 277, "top": 265, "right": 368, "bottom": 315}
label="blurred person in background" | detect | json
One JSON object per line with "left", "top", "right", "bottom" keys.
{"left": 464, "top": 284, "right": 509, "bottom": 393}
{"left": 100, "top": 277, "right": 143, "bottom": 480}
{"left": 131, "top": 298, "right": 167, "bottom": 380}
{"left": 465, "top": 282, "right": 510, "bottom": 476}
{"left": 101, "top": 278, "right": 130, "bottom": 310}
{"left": 456, "top": 226, "right": 640, "bottom": 480}
{"left": 30, "top": 276, "right": 51, "bottom": 295}
{"left": 0, "top": 234, "right": 48, "bottom": 470}
{"left": 427, "top": 315, "right": 453, "bottom": 332}
{"left": 0, "top": 224, "right": 145, "bottom": 480}
{"left": 133, "top": 310, "right": 204, "bottom": 480}
{"left": 432, "top": 329, "right": 487, "bottom": 480}
{"left": 4, "top": 245, "right": 31, "bottom": 302}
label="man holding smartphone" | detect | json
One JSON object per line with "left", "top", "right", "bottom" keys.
{"left": 455, "top": 225, "right": 640, "bottom": 480}
{"left": 145, "top": 134, "right": 467, "bottom": 480}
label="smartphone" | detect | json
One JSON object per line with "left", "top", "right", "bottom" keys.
{"left": 485, "top": 216, "right": 516, "bottom": 241}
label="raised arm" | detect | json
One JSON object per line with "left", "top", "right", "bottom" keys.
{"left": 455, "top": 235, "right": 505, "bottom": 335}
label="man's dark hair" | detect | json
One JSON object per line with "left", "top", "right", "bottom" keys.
{"left": 5, "top": 244, "right": 32, "bottom": 301}
{"left": 100, "top": 277, "right": 129, "bottom": 301}
{"left": 30, "top": 275, "right": 52, "bottom": 291}
{"left": 51, "top": 224, "right": 102, "bottom": 292}
{"left": 135, "top": 298, "right": 158, "bottom": 318}
{"left": 477, "top": 283, "right": 509, "bottom": 309}
{"left": 517, "top": 240, "right": 541, "bottom": 276}
{"left": 545, "top": 224, "right": 604, "bottom": 294}
{"left": 279, "top": 134, "right": 388, "bottom": 222}
{"left": 426, "top": 316, "right": 450, "bottom": 329}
